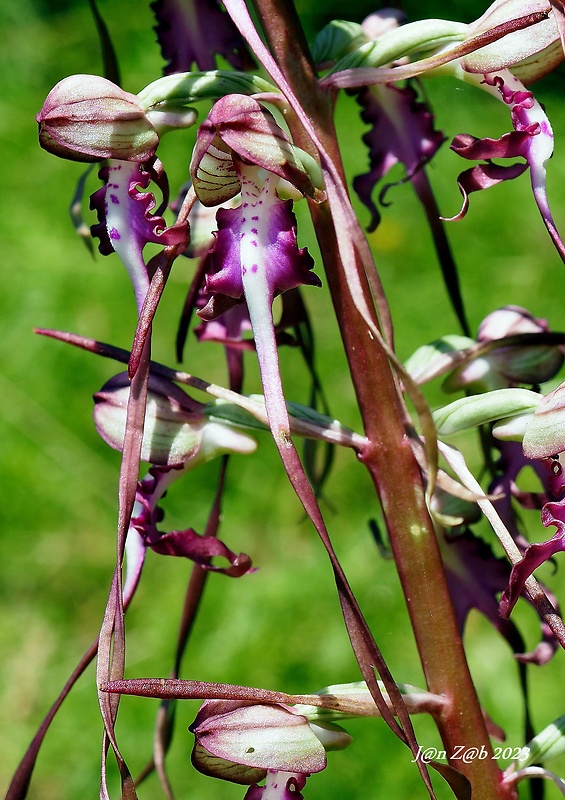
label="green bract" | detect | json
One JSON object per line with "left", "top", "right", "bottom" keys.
{"left": 327, "top": 18, "right": 467, "bottom": 73}
{"left": 310, "top": 19, "right": 366, "bottom": 64}
{"left": 204, "top": 395, "right": 362, "bottom": 448}
{"left": 404, "top": 335, "right": 475, "bottom": 384}
{"left": 432, "top": 388, "right": 542, "bottom": 436}
{"left": 519, "top": 715, "right": 565, "bottom": 767}
{"left": 137, "top": 70, "right": 278, "bottom": 111}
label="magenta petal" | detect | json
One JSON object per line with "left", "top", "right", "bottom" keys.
{"left": 198, "top": 193, "right": 319, "bottom": 318}
{"left": 448, "top": 160, "right": 529, "bottom": 221}
{"left": 500, "top": 497, "right": 565, "bottom": 616}
{"left": 91, "top": 160, "right": 187, "bottom": 254}
{"left": 449, "top": 72, "right": 565, "bottom": 263}
{"left": 148, "top": 527, "right": 253, "bottom": 576}
{"left": 152, "top": 0, "right": 255, "bottom": 73}
{"left": 245, "top": 772, "right": 308, "bottom": 800}
{"left": 90, "top": 159, "right": 188, "bottom": 310}
{"left": 448, "top": 131, "right": 529, "bottom": 220}
{"left": 451, "top": 129, "right": 536, "bottom": 162}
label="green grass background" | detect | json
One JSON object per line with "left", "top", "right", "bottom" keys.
{"left": 3, "top": 1, "right": 565, "bottom": 798}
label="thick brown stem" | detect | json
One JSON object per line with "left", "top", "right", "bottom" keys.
{"left": 251, "top": 1, "right": 515, "bottom": 797}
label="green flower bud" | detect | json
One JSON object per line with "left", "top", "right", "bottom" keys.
{"left": 189, "top": 701, "right": 328, "bottom": 784}
{"left": 37, "top": 74, "right": 160, "bottom": 162}
{"left": 462, "top": 0, "right": 564, "bottom": 84}
{"left": 94, "top": 373, "right": 257, "bottom": 467}
{"left": 523, "top": 381, "right": 565, "bottom": 459}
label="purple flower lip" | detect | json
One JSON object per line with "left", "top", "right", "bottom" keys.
{"left": 37, "top": 74, "right": 159, "bottom": 162}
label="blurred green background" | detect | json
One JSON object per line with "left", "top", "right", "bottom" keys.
{"left": 3, "top": 1, "right": 565, "bottom": 798}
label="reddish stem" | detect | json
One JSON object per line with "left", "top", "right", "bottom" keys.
{"left": 250, "top": 1, "right": 515, "bottom": 797}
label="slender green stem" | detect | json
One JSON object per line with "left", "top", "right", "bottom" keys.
{"left": 250, "top": 1, "right": 515, "bottom": 797}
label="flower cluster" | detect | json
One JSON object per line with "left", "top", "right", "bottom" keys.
{"left": 22, "top": 1, "right": 565, "bottom": 799}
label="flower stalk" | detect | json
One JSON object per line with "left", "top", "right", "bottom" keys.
{"left": 249, "top": 0, "right": 514, "bottom": 796}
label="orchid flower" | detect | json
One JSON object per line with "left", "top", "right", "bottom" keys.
{"left": 319, "top": 2, "right": 565, "bottom": 270}
{"left": 91, "top": 159, "right": 188, "bottom": 312}
{"left": 433, "top": 2, "right": 565, "bottom": 265}
{"left": 152, "top": 0, "right": 255, "bottom": 73}
{"left": 93, "top": 372, "right": 257, "bottom": 597}
{"left": 446, "top": 69, "right": 565, "bottom": 267}
{"left": 189, "top": 93, "right": 324, "bottom": 451}
{"left": 37, "top": 73, "right": 197, "bottom": 314}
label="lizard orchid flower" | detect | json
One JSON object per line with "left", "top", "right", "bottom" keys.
{"left": 94, "top": 372, "right": 257, "bottom": 596}
{"left": 190, "top": 94, "right": 324, "bottom": 445}
{"left": 37, "top": 73, "right": 196, "bottom": 312}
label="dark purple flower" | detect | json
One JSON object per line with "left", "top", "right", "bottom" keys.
{"left": 129, "top": 466, "right": 253, "bottom": 577}
{"left": 189, "top": 94, "right": 325, "bottom": 446}
{"left": 152, "top": 0, "right": 255, "bottom": 73}
{"left": 353, "top": 82, "right": 445, "bottom": 231}
{"left": 189, "top": 95, "right": 322, "bottom": 311}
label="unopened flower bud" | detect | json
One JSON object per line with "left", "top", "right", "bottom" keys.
{"left": 189, "top": 701, "right": 328, "bottom": 784}
{"left": 445, "top": 306, "right": 563, "bottom": 392}
{"left": 523, "top": 381, "right": 565, "bottom": 459}
{"left": 37, "top": 74, "right": 160, "bottom": 162}
{"left": 463, "top": 0, "right": 564, "bottom": 83}
{"left": 94, "top": 373, "right": 257, "bottom": 466}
